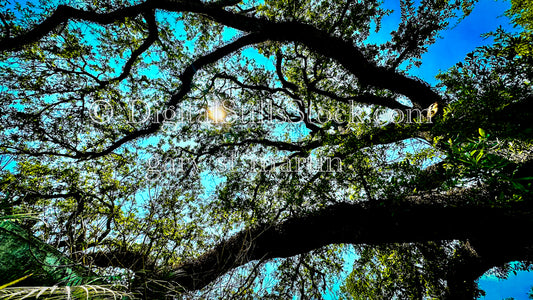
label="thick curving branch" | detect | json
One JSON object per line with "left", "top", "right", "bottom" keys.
{"left": 0, "top": 2, "right": 157, "bottom": 51}
{"left": 165, "top": 186, "right": 533, "bottom": 292}
{"left": 2, "top": 0, "right": 440, "bottom": 105}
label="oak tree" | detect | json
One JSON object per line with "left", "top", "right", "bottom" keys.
{"left": 0, "top": 0, "right": 532, "bottom": 298}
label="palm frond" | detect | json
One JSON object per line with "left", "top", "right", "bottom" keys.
{"left": 0, "top": 284, "right": 133, "bottom": 300}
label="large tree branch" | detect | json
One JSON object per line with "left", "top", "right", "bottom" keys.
{"left": 163, "top": 186, "right": 533, "bottom": 291}
{"left": 173, "top": 4, "right": 442, "bottom": 108}
{"left": 2, "top": 0, "right": 440, "bottom": 106}
{"left": 0, "top": 2, "right": 156, "bottom": 51}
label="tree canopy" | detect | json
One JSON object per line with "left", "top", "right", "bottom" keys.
{"left": 0, "top": 0, "right": 532, "bottom": 298}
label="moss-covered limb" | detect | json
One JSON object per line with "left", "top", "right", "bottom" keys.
{"left": 144, "top": 185, "right": 531, "bottom": 293}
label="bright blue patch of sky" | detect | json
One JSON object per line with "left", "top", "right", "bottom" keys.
{"left": 409, "top": 0, "right": 517, "bottom": 85}
{"left": 372, "top": 0, "right": 516, "bottom": 85}
{"left": 478, "top": 266, "right": 533, "bottom": 300}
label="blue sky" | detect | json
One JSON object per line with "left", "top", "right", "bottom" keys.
{"left": 381, "top": 0, "right": 518, "bottom": 85}
{"left": 480, "top": 270, "right": 533, "bottom": 300}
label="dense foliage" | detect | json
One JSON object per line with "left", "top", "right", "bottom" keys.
{"left": 0, "top": 0, "right": 532, "bottom": 298}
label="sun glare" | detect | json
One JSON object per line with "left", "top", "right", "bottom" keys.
{"left": 207, "top": 104, "right": 227, "bottom": 123}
